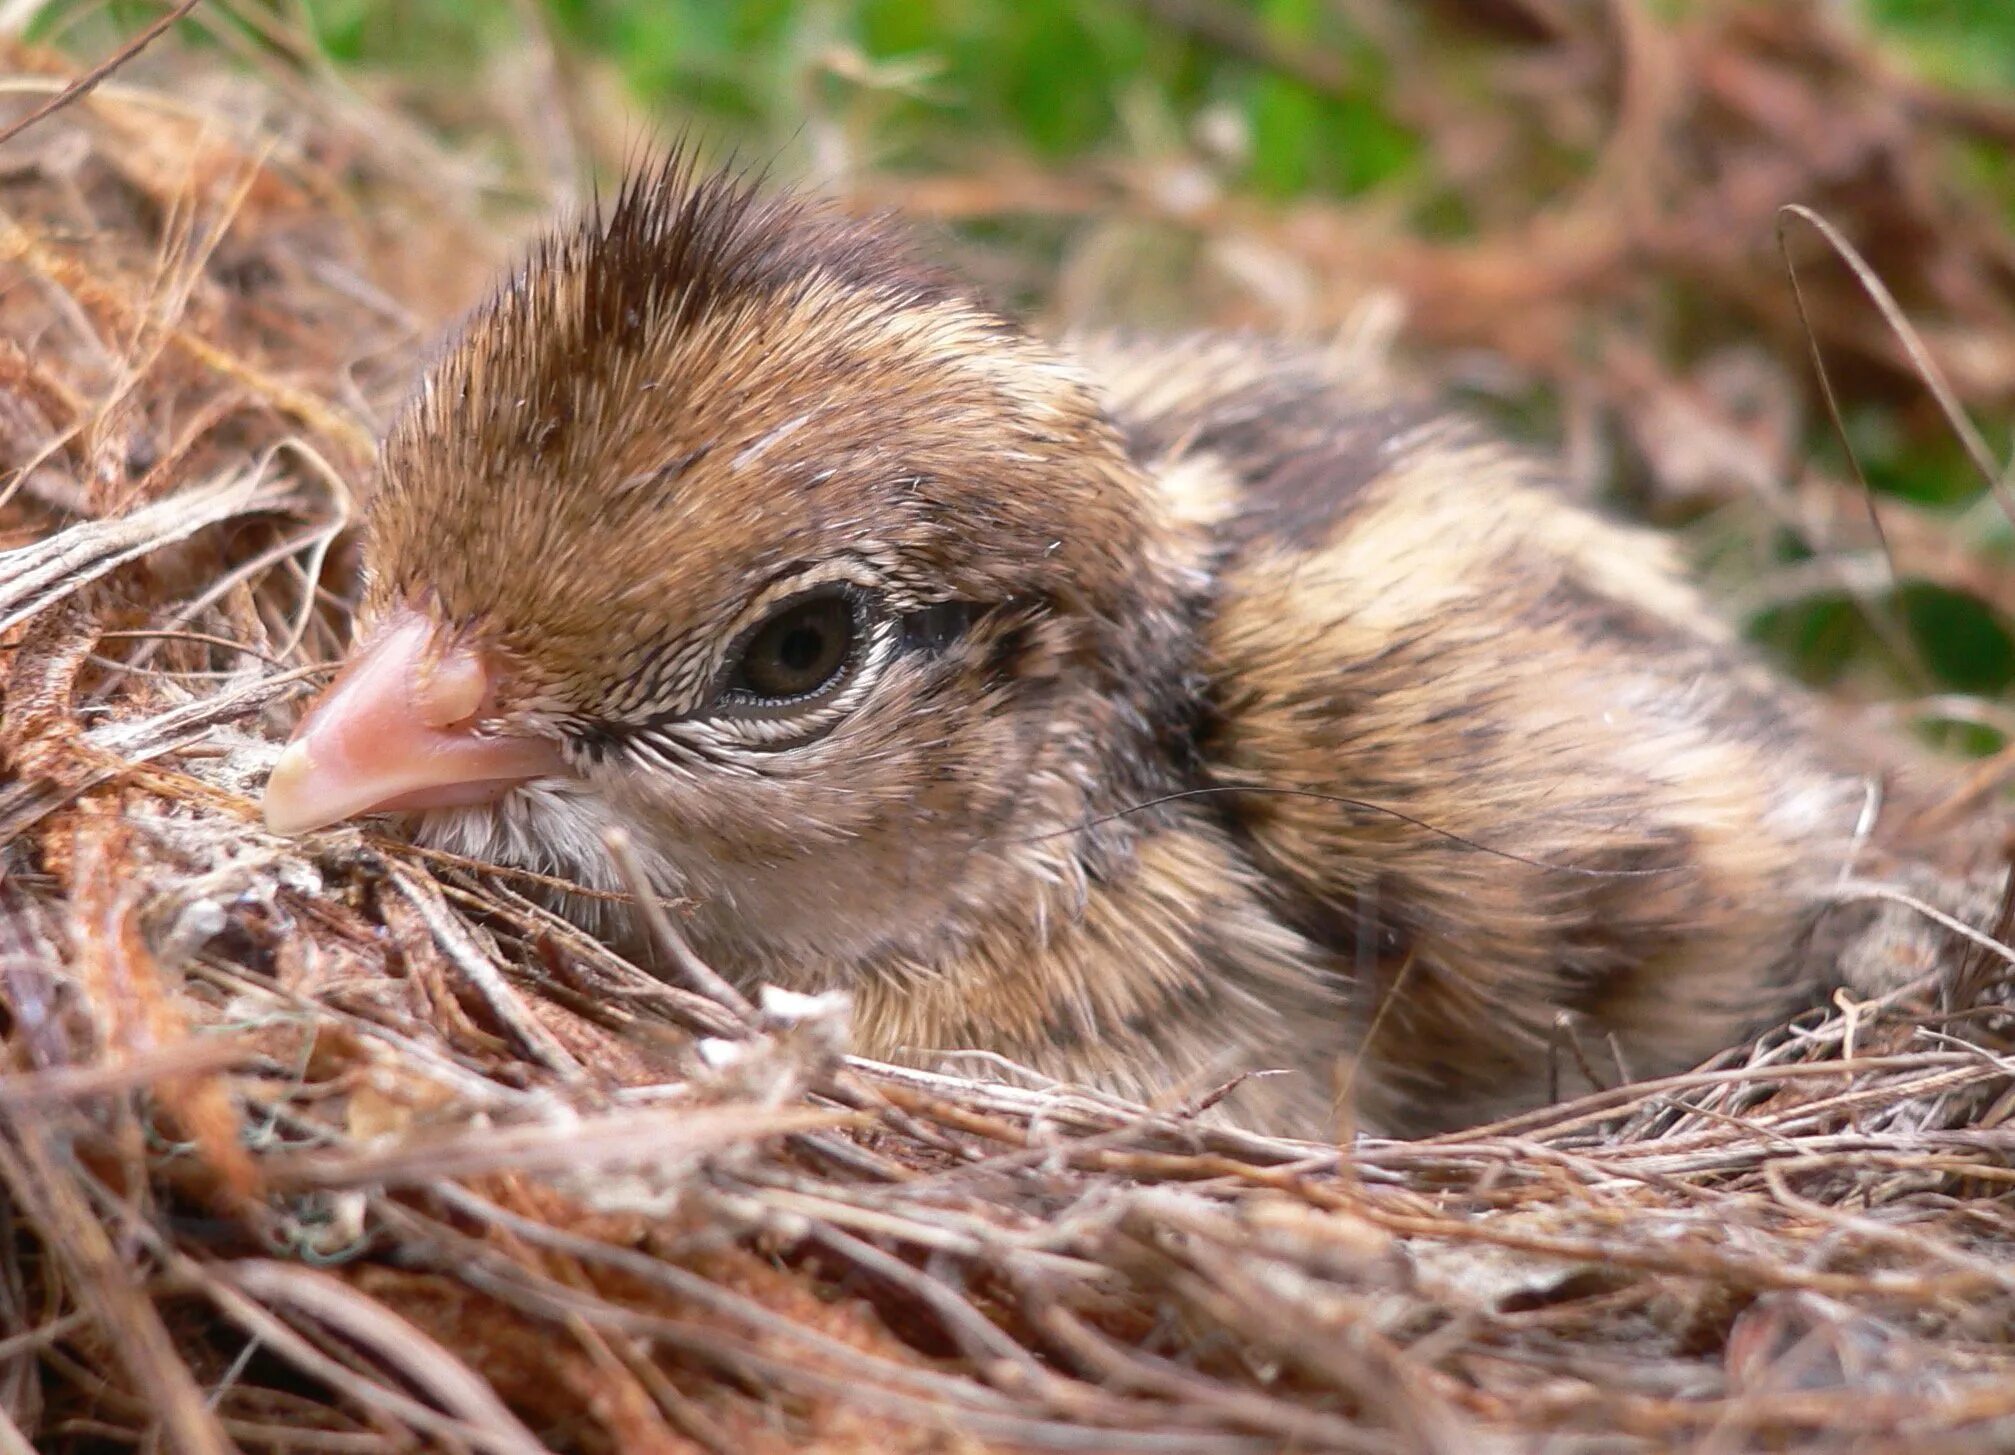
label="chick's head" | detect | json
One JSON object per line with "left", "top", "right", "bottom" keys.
{"left": 265, "top": 160, "right": 1171, "bottom": 968}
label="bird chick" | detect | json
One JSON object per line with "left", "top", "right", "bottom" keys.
{"left": 264, "top": 158, "right": 1921, "bottom": 1136}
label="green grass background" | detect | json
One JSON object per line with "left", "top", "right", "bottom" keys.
{"left": 292, "top": 1, "right": 2014, "bottom": 193}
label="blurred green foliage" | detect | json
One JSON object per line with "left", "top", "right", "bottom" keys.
{"left": 1864, "top": 0, "right": 2015, "bottom": 90}
{"left": 287, "top": 1, "right": 2013, "bottom": 203}
{"left": 300, "top": 0, "right": 1426, "bottom": 199}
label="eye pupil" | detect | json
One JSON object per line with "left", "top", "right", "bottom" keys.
{"left": 732, "top": 594, "right": 856, "bottom": 701}
{"left": 777, "top": 623, "right": 825, "bottom": 673}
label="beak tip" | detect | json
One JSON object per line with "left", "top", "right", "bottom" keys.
{"left": 262, "top": 740, "right": 328, "bottom": 836}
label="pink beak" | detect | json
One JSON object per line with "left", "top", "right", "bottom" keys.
{"left": 262, "top": 609, "right": 567, "bottom": 835}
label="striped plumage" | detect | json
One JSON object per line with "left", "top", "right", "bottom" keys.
{"left": 264, "top": 158, "right": 1960, "bottom": 1136}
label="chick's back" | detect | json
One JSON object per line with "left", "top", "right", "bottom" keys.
{"left": 1082, "top": 332, "right": 1905, "bottom": 1131}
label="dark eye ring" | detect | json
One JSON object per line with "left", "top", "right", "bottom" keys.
{"left": 719, "top": 589, "right": 865, "bottom": 708}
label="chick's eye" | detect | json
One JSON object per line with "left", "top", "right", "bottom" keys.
{"left": 726, "top": 593, "right": 858, "bottom": 703}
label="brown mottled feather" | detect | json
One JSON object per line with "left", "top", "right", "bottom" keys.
{"left": 348, "top": 160, "right": 1982, "bottom": 1136}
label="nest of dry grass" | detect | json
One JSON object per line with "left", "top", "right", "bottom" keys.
{"left": 5, "top": 10, "right": 2015, "bottom": 1453}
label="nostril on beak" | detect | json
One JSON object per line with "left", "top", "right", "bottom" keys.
{"left": 416, "top": 645, "right": 489, "bottom": 727}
